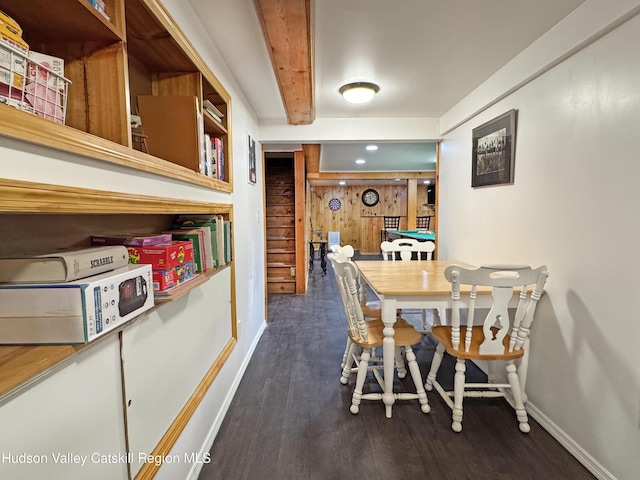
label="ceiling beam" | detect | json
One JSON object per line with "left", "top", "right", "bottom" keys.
{"left": 307, "top": 172, "right": 435, "bottom": 181}
{"left": 253, "top": 0, "right": 314, "bottom": 125}
{"left": 302, "top": 144, "right": 320, "bottom": 173}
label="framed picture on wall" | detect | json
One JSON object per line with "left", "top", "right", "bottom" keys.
{"left": 471, "top": 109, "right": 517, "bottom": 187}
{"left": 248, "top": 133, "right": 257, "bottom": 185}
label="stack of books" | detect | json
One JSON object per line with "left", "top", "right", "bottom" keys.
{"left": 0, "top": 245, "right": 154, "bottom": 344}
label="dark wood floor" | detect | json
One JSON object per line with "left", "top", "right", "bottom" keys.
{"left": 199, "top": 256, "right": 594, "bottom": 480}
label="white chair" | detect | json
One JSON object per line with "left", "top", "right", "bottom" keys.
{"left": 328, "top": 250, "right": 411, "bottom": 384}
{"left": 425, "top": 264, "right": 548, "bottom": 433}
{"left": 380, "top": 238, "right": 436, "bottom": 332}
{"left": 329, "top": 253, "right": 430, "bottom": 415}
{"left": 380, "top": 238, "right": 435, "bottom": 261}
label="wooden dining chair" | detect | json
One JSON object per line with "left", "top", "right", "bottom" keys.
{"left": 380, "top": 216, "right": 401, "bottom": 244}
{"left": 327, "top": 250, "right": 411, "bottom": 384}
{"left": 380, "top": 238, "right": 435, "bottom": 261}
{"left": 416, "top": 215, "right": 431, "bottom": 230}
{"left": 380, "top": 238, "right": 436, "bottom": 332}
{"left": 425, "top": 264, "right": 548, "bottom": 433}
{"left": 328, "top": 253, "right": 430, "bottom": 415}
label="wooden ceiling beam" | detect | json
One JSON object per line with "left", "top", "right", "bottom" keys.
{"left": 302, "top": 144, "right": 320, "bottom": 173}
{"left": 253, "top": 0, "right": 314, "bottom": 125}
{"left": 307, "top": 172, "right": 436, "bottom": 181}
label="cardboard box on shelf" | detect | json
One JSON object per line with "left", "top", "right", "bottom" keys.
{"left": 126, "top": 240, "right": 194, "bottom": 270}
{"left": 152, "top": 261, "right": 195, "bottom": 292}
{"left": 0, "top": 10, "right": 23, "bottom": 36}
{"left": 0, "top": 43, "right": 25, "bottom": 89}
{"left": 0, "top": 264, "right": 154, "bottom": 344}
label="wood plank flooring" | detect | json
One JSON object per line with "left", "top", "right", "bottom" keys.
{"left": 198, "top": 257, "right": 595, "bottom": 480}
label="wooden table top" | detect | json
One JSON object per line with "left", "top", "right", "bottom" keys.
{"left": 354, "top": 260, "right": 485, "bottom": 296}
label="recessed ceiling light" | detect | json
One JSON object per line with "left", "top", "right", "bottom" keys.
{"left": 395, "top": 178, "right": 401, "bottom": 181}
{"left": 366, "top": 145, "right": 378, "bottom": 151}
{"left": 338, "top": 181, "right": 346, "bottom": 185}
{"left": 339, "top": 82, "right": 380, "bottom": 104}
{"left": 355, "top": 159, "right": 366, "bottom": 164}
{"left": 423, "top": 180, "right": 431, "bottom": 184}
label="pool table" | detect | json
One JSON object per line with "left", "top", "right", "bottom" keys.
{"left": 387, "top": 229, "right": 436, "bottom": 242}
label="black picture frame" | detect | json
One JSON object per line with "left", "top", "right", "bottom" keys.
{"left": 472, "top": 109, "right": 517, "bottom": 187}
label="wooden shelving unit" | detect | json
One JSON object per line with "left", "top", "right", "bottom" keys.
{"left": 0, "top": 3, "right": 237, "bottom": 477}
{"left": 0, "top": 0, "right": 232, "bottom": 191}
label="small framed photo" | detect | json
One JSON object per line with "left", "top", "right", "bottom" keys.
{"left": 472, "top": 109, "right": 517, "bottom": 187}
{"left": 248, "top": 133, "right": 257, "bottom": 185}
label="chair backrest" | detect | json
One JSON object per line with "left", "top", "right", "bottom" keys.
{"left": 327, "top": 252, "right": 368, "bottom": 342}
{"left": 381, "top": 238, "right": 435, "bottom": 261}
{"left": 444, "top": 264, "right": 549, "bottom": 355}
{"left": 329, "top": 244, "right": 355, "bottom": 260}
{"left": 416, "top": 216, "right": 431, "bottom": 229}
{"left": 383, "top": 216, "right": 400, "bottom": 230}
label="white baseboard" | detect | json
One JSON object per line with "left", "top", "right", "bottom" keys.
{"left": 186, "top": 320, "right": 268, "bottom": 480}
{"left": 526, "top": 402, "right": 616, "bottom": 480}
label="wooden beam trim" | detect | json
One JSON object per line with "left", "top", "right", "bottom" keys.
{"left": 253, "top": 0, "right": 314, "bottom": 125}
{"left": 307, "top": 171, "right": 436, "bottom": 181}
{"left": 0, "top": 178, "right": 232, "bottom": 214}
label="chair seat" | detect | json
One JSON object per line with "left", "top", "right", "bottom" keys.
{"left": 431, "top": 325, "right": 525, "bottom": 361}
{"left": 349, "top": 320, "right": 422, "bottom": 349}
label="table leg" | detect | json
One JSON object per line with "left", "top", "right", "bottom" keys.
{"left": 309, "top": 243, "right": 314, "bottom": 273}
{"left": 381, "top": 299, "right": 397, "bottom": 418}
{"left": 320, "top": 243, "right": 327, "bottom": 274}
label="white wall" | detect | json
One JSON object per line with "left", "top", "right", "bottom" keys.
{"left": 148, "top": 2, "right": 268, "bottom": 479}
{"left": 438, "top": 2, "right": 640, "bottom": 479}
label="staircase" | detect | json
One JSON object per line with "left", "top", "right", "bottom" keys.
{"left": 265, "top": 157, "right": 296, "bottom": 293}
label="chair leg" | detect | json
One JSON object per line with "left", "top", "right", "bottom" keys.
{"left": 340, "top": 338, "right": 351, "bottom": 369}
{"left": 350, "top": 348, "right": 371, "bottom": 414}
{"left": 340, "top": 341, "right": 357, "bottom": 385}
{"left": 395, "top": 347, "right": 407, "bottom": 378}
{"left": 452, "top": 358, "right": 465, "bottom": 432}
{"left": 425, "top": 342, "right": 445, "bottom": 391}
{"left": 404, "top": 346, "right": 430, "bottom": 413}
{"left": 506, "top": 361, "right": 530, "bottom": 433}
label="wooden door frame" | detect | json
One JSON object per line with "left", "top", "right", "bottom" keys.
{"left": 294, "top": 150, "right": 306, "bottom": 293}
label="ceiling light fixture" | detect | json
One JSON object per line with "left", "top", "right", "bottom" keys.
{"left": 339, "top": 181, "right": 346, "bottom": 185}
{"left": 339, "top": 82, "right": 380, "bottom": 104}
{"left": 366, "top": 144, "right": 379, "bottom": 151}
{"left": 355, "top": 159, "right": 366, "bottom": 164}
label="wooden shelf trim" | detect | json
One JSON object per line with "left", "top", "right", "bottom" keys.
{"left": 0, "top": 178, "right": 232, "bottom": 214}
{"left": 0, "top": 109, "right": 231, "bottom": 192}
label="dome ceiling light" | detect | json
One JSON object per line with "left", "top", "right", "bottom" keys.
{"left": 339, "top": 82, "right": 380, "bottom": 104}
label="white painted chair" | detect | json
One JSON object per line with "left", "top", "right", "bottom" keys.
{"left": 329, "top": 253, "right": 430, "bottom": 415}
{"left": 327, "top": 250, "right": 411, "bottom": 384}
{"left": 425, "top": 264, "right": 548, "bottom": 433}
{"left": 380, "top": 238, "right": 436, "bottom": 332}
{"left": 380, "top": 238, "right": 435, "bottom": 261}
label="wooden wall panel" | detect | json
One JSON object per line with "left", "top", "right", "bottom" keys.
{"left": 310, "top": 184, "right": 410, "bottom": 253}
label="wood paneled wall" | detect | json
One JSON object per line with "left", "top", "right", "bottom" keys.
{"left": 309, "top": 184, "right": 436, "bottom": 253}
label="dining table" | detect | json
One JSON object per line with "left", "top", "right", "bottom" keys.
{"left": 353, "top": 259, "right": 496, "bottom": 418}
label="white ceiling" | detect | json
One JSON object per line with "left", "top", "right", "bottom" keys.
{"left": 188, "top": 0, "right": 585, "bottom": 172}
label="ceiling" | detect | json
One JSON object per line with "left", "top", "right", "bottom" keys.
{"left": 187, "top": 0, "right": 585, "bottom": 175}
